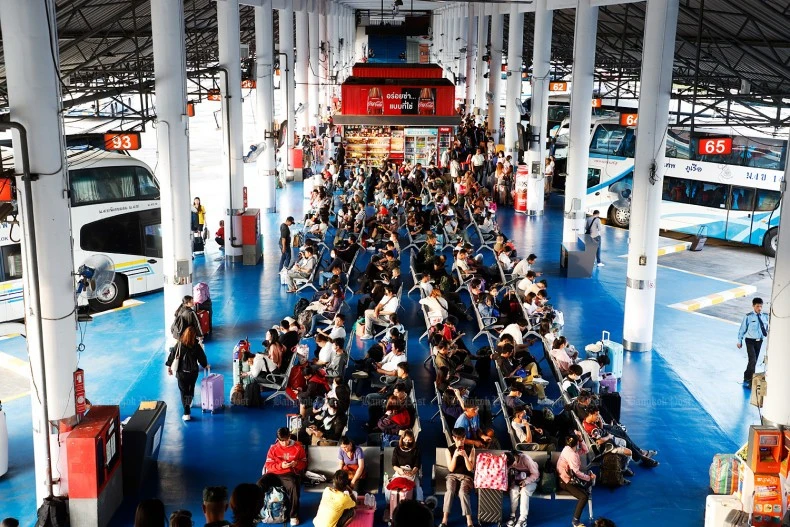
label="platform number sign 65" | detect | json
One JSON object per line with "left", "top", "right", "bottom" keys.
{"left": 698, "top": 137, "right": 733, "bottom": 156}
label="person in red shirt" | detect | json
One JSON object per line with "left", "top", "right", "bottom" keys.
{"left": 214, "top": 220, "right": 225, "bottom": 248}
{"left": 263, "top": 428, "right": 308, "bottom": 525}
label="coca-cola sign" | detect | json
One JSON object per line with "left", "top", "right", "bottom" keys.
{"left": 353, "top": 86, "right": 442, "bottom": 116}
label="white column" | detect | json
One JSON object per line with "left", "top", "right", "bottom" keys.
{"left": 151, "top": 0, "right": 193, "bottom": 349}
{"left": 217, "top": 0, "right": 244, "bottom": 260}
{"left": 308, "top": 2, "right": 321, "bottom": 136}
{"left": 562, "top": 0, "right": 598, "bottom": 245}
{"left": 465, "top": 4, "right": 476, "bottom": 113}
{"left": 488, "top": 13, "right": 504, "bottom": 142}
{"left": 622, "top": 0, "right": 679, "bottom": 351}
{"left": 526, "top": 0, "right": 553, "bottom": 215}
{"left": 256, "top": 0, "right": 277, "bottom": 213}
{"left": 319, "top": 1, "right": 328, "bottom": 122}
{"left": 762, "top": 130, "right": 790, "bottom": 426}
{"left": 454, "top": 10, "right": 463, "bottom": 99}
{"left": 295, "top": 0, "right": 309, "bottom": 137}
{"left": 278, "top": 2, "right": 295, "bottom": 182}
{"left": 475, "top": 11, "right": 489, "bottom": 116}
{"left": 504, "top": 5, "right": 524, "bottom": 159}
{"left": 0, "top": 0, "right": 77, "bottom": 505}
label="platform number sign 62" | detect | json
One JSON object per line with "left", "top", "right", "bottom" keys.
{"left": 698, "top": 137, "right": 733, "bottom": 156}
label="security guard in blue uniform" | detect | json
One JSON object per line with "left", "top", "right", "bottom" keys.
{"left": 737, "top": 297, "right": 770, "bottom": 387}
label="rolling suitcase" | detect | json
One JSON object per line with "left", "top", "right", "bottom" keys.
{"left": 599, "top": 392, "right": 621, "bottom": 422}
{"left": 690, "top": 226, "right": 708, "bottom": 251}
{"left": 384, "top": 487, "right": 414, "bottom": 525}
{"left": 197, "top": 309, "right": 211, "bottom": 337}
{"left": 193, "top": 231, "right": 205, "bottom": 253}
{"left": 600, "top": 373, "right": 618, "bottom": 394}
{"left": 601, "top": 331, "right": 624, "bottom": 379}
{"left": 347, "top": 497, "right": 375, "bottom": 527}
{"left": 478, "top": 488, "right": 504, "bottom": 526}
{"left": 201, "top": 370, "right": 225, "bottom": 413}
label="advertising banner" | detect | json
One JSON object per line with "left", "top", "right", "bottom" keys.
{"left": 342, "top": 83, "right": 456, "bottom": 116}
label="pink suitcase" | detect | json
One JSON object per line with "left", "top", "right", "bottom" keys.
{"left": 347, "top": 498, "right": 375, "bottom": 527}
{"left": 384, "top": 487, "right": 413, "bottom": 524}
{"left": 600, "top": 373, "right": 618, "bottom": 394}
{"left": 201, "top": 371, "right": 225, "bottom": 413}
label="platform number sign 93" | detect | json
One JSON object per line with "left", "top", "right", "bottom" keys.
{"left": 697, "top": 137, "right": 733, "bottom": 156}
{"left": 104, "top": 132, "right": 141, "bottom": 151}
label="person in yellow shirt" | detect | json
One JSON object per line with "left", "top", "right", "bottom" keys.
{"left": 192, "top": 197, "right": 207, "bottom": 234}
{"left": 313, "top": 471, "right": 357, "bottom": 527}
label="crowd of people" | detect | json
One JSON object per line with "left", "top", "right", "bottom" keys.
{"left": 148, "top": 133, "right": 636, "bottom": 527}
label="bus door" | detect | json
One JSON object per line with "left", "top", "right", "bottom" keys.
{"left": 725, "top": 186, "right": 756, "bottom": 242}
{"left": 140, "top": 212, "right": 164, "bottom": 292}
{"left": 749, "top": 189, "right": 781, "bottom": 245}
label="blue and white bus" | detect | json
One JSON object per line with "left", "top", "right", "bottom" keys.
{"left": 566, "top": 117, "right": 784, "bottom": 256}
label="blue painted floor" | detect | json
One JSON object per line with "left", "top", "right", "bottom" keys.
{"left": 0, "top": 183, "right": 758, "bottom": 526}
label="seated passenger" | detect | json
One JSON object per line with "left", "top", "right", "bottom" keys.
{"left": 583, "top": 408, "right": 658, "bottom": 469}
{"left": 439, "top": 428, "right": 476, "bottom": 527}
{"left": 337, "top": 437, "right": 366, "bottom": 490}
{"left": 387, "top": 429, "right": 424, "bottom": 501}
{"left": 313, "top": 470, "right": 357, "bottom": 527}
{"left": 263, "top": 428, "right": 308, "bottom": 526}
{"left": 557, "top": 434, "right": 595, "bottom": 527}
{"left": 454, "top": 400, "right": 498, "bottom": 449}
{"left": 505, "top": 451, "right": 540, "bottom": 527}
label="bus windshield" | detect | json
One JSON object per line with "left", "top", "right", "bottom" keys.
{"left": 590, "top": 124, "right": 635, "bottom": 157}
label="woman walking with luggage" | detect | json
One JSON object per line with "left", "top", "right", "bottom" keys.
{"left": 166, "top": 326, "right": 209, "bottom": 422}
{"left": 171, "top": 296, "right": 203, "bottom": 340}
{"left": 557, "top": 434, "right": 595, "bottom": 527}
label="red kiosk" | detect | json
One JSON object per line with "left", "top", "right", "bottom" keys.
{"left": 334, "top": 63, "right": 459, "bottom": 167}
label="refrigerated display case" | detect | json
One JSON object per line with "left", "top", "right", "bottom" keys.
{"left": 343, "top": 125, "right": 406, "bottom": 165}
{"left": 404, "top": 128, "right": 438, "bottom": 166}
{"left": 438, "top": 127, "right": 454, "bottom": 167}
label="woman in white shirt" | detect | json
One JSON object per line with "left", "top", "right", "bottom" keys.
{"left": 419, "top": 288, "right": 449, "bottom": 322}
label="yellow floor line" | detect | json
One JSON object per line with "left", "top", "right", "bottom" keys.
{"left": 619, "top": 241, "right": 692, "bottom": 258}
{"left": 90, "top": 298, "right": 144, "bottom": 317}
{"left": 669, "top": 284, "right": 757, "bottom": 312}
{"left": 656, "top": 264, "right": 743, "bottom": 286}
{"left": 683, "top": 310, "right": 740, "bottom": 326}
{"left": 2, "top": 390, "right": 30, "bottom": 403}
{"left": 0, "top": 350, "right": 29, "bottom": 378}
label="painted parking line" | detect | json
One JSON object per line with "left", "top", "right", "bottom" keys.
{"left": 619, "top": 241, "right": 691, "bottom": 258}
{"left": 0, "top": 350, "right": 31, "bottom": 401}
{"left": 90, "top": 298, "right": 144, "bottom": 317}
{"left": 669, "top": 284, "right": 757, "bottom": 312}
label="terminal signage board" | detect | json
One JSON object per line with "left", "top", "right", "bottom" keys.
{"left": 104, "top": 132, "right": 141, "bottom": 151}
{"left": 620, "top": 113, "right": 638, "bottom": 126}
{"left": 697, "top": 137, "right": 733, "bottom": 155}
{"left": 341, "top": 84, "right": 455, "bottom": 116}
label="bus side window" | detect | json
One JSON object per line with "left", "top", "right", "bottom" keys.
{"left": 755, "top": 189, "right": 781, "bottom": 212}
{"left": 587, "top": 168, "right": 601, "bottom": 189}
{"left": 728, "top": 187, "right": 755, "bottom": 211}
{"left": 1, "top": 243, "right": 22, "bottom": 280}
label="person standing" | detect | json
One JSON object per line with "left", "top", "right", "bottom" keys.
{"left": 737, "top": 297, "right": 770, "bottom": 387}
{"left": 585, "top": 210, "right": 604, "bottom": 267}
{"left": 264, "top": 427, "right": 308, "bottom": 526}
{"left": 280, "top": 216, "right": 295, "bottom": 271}
{"left": 166, "top": 326, "right": 209, "bottom": 421}
{"left": 192, "top": 197, "right": 207, "bottom": 234}
{"left": 544, "top": 156, "right": 555, "bottom": 200}
{"left": 171, "top": 295, "right": 203, "bottom": 341}
{"left": 471, "top": 147, "right": 486, "bottom": 185}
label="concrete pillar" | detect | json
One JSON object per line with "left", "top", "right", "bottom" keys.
{"left": 319, "top": 1, "right": 328, "bottom": 122}
{"left": 488, "top": 14, "right": 504, "bottom": 142}
{"left": 622, "top": 0, "right": 679, "bottom": 351}
{"left": 505, "top": 5, "right": 524, "bottom": 159}
{"left": 308, "top": 2, "right": 321, "bottom": 136}
{"left": 0, "top": 0, "right": 77, "bottom": 504}
{"left": 465, "top": 4, "right": 477, "bottom": 114}
{"left": 295, "top": 0, "right": 309, "bottom": 136}
{"left": 454, "top": 9, "right": 463, "bottom": 101}
{"left": 562, "top": 0, "right": 598, "bottom": 246}
{"left": 151, "top": 0, "right": 194, "bottom": 348}
{"left": 475, "top": 11, "right": 489, "bottom": 116}
{"left": 217, "top": 0, "right": 245, "bottom": 260}
{"left": 762, "top": 130, "right": 790, "bottom": 426}
{"left": 278, "top": 2, "right": 295, "bottom": 181}
{"left": 525, "top": 0, "right": 553, "bottom": 215}
{"left": 255, "top": 0, "right": 277, "bottom": 213}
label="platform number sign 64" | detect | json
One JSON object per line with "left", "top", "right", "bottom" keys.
{"left": 620, "top": 113, "right": 638, "bottom": 127}
{"left": 698, "top": 137, "right": 733, "bottom": 156}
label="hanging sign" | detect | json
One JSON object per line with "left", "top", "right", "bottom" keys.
{"left": 591, "top": 98, "right": 602, "bottom": 108}
{"left": 697, "top": 137, "right": 733, "bottom": 155}
{"left": 74, "top": 368, "right": 86, "bottom": 418}
{"left": 104, "top": 132, "right": 141, "bottom": 151}
{"left": 241, "top": 79, "right": 257, "bottom": 89}
{"left": 620, "top": 113, "right": 639, "bottom": 126}
{"left": 207, "top": 89, "right": 221, "bottom": 101}
{"left": 549, "top": 82, "right": 568, "bottom": 91}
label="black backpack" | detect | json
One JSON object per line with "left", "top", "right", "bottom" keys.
{"left": 599, "top": 453, "right": 626, "bottom": 487}
{"left": 293, "top": 298, "right": 310, "bottom": 318}
{"left": 244, "top": 383, "right": 262, "bottom": 408}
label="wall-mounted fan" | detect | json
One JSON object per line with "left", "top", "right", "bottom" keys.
{"left": 76, "top": 254, "right": 125, "bottom": 311}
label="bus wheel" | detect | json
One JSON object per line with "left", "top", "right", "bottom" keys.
{"left": 763, "top": 228, "right": 778, "bottom": 258}
{"left": 89, "top": 275, "right": 128, "bottom": 312}
{"left": 608, "top": 205, "right": 631, "bottom": 228}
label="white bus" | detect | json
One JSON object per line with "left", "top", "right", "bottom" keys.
{"left": 552, "top": 117, "right": 784, "bottom": 256}
{"left": 0, "top": 146, "right": 162, "bottom": 321}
